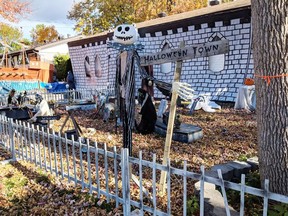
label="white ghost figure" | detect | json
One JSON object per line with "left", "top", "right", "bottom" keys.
{"left": 113, "top": 24, "right": 139, "bottom": 45}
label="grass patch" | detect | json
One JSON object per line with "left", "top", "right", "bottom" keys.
{"left": 226, "top": 171, "right": 288, "bottom": 216}
{"left": 187, "top": 195, "right": 200, "bottom": 215}
{"left": 1, "top": 164, "right": 28, "bottom": 199}
{"left": 0, "top": 161, "right": 119, "bottom": 215}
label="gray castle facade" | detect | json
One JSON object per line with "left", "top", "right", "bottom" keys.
{"left": 68, "top": 0, "right": 252, "bottom": 102}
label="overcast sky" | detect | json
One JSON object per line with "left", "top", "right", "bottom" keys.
{"left": 3, "top": 0, "right": 81, "bottom": 39}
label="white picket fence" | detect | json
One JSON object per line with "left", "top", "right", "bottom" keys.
{"left": 0, "top": 116, "right": 288, "bottom": 215}
{"left": 0, "top": 86, "right": 115, "bottom": 106}
{"left": 25, "top": 86, "right": 115, "bottom": 103}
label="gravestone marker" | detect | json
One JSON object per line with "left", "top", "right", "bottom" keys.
{"left": 157, "top": 99, "right": 168, "bottom": 117}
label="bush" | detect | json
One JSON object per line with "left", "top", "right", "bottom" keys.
{"left": 226, "top": 171, "right": 288, "bottom": 216}
{"left": 187, "top": 195, "right": 199, "bottom": 215}
{"left": 53, "top": 54, "right": 70, "bottom": 81}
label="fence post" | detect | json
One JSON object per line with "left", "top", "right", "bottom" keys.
{"left": 200, "top": 166, "right": 205, "bottom": 216}
{"left": 8, "top": 118, "right": 16, "bottom": 161}
{"left": 73, "top": 89, "right": 76, "bottom": 101}
{"left": 0, "top": 115, "right": 3, "bottom": 145}
{"left": 121, "top": 148, "right": 131, "bottom": 215}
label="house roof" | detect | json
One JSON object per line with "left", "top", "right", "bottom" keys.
{"left": 0, "top": 48, "right": 36, "bottom": 58}
{"left": 0, "top": 35, "right": 86, "bottom": 58}
{"left": 136, "top": 0, "right": 250, "bottom": 29}
{"left": 68, "top": 31, "right": 110, "bottom": 48}
{"left": 35, "top": 35, "right": 85, "bottom": 51}
{"left": 68, "top": 0, "right": 251, "bottom": 47}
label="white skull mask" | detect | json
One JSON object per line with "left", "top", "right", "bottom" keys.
{"left": 113, "top": 24, "right": 139, "bottom": 45}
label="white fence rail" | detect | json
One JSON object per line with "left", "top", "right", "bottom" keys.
{"left": 26, "top": 87, "right": 115, "bottom": 102}
{"left": 0, "top": 86, "right": 115, "bottom": 106}
{"left": 0, "top": 116, "right": 288, "bottom": 215}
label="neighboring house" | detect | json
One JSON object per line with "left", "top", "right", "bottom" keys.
{"left": 0, "top": 47, "right": 54, "bottom": 83}
{"left": 0, "top": 35, "right": 85, "bottom": 91}
{"left": 35, "top": 35, "right": 86, "bottom": 63}
{"left": 68, "top": 0, "right": 252, "bottom": 102}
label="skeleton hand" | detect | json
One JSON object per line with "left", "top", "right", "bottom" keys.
{"left": 172, "top": 82, "right": 194, "bottom": 101}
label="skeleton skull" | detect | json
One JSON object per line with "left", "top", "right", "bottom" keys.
{"left": 113, "top": 24, "right": 138, "bottom": 45}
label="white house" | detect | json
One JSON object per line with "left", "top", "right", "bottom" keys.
{"left": 35, "top": 35, "right": 85, "bottom": 63}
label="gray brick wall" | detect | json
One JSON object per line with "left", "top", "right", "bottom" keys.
{"left": 69, "top": 18, "right": 253, "bottom": 102}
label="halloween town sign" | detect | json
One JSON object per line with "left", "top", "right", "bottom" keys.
{"left": 140, "top": 39, "right": 229, "bottom": 66}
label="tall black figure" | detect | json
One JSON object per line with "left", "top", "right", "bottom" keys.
{"left": 109, "top": 23, "right": 173, "bottom": 155}
{"left": 108, "top": 24, "right": 144, "bottom": 156}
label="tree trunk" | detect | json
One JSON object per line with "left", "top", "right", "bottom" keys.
{"left": 251, "top": 1, "right": 288, "bottom": 195}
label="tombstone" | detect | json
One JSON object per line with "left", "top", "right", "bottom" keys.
{"left": 155, "top": 120, "right": 203, "bottom": 143}
{"left": 157, "top": 99, "right": 168, "bottom": 117}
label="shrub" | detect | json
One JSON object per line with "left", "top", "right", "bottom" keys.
{"left": 187, "top": 195, "right": 199, "bottom": 215}
{"left": 53, "top": 54, "right": 70, "bottom": 81}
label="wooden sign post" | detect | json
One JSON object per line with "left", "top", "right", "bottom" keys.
{"left": 159, "top": 41, "right": 185, "bottom": 194}
{"left": 140, "top": 39, "right": 229, "bottom": 194}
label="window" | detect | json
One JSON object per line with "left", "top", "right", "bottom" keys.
{"left": 94, "top": 54, "right": 102, "bottom": 78}
{"left": 160, "top": 43, "right": 172, "bottom": 74}
{"left": 208, "top": 33, "right": 226, "bottom": 72}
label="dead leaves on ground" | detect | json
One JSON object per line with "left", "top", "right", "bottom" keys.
{"left": 0, "top": 106, "right": 257, "bottom": 215}
{"left": 52, "top": 107, "right": 257, "bottom": 171}
{"left": 0, "top": 161, "right": 122, "bottom": 215}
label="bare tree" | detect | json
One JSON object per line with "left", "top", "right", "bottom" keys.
{"left": 251, "top": 0, "right": 288, "bottom": 195}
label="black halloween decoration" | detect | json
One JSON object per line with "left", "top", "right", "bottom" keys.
{"left": 108, "top": 23, "right": 184, "bottom": 155}
{"left": 135, "top": 88, "right": 157, "bottom": 135}
{"left": 108, "top": 24, "right": 144, "bottom": 155}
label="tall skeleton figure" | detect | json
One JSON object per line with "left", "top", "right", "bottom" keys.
{"left": 108, "top": 24, "right": 194, "bottom": 155}
{"left": 109, "top": 24, "right": 144, "bottom": 155}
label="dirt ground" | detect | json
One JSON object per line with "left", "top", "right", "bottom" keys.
{"left": 0, "top": 103, "right": 258, "bottom": 215}
{"left": 53, "top": 103, "right": 258, "bottom": 172}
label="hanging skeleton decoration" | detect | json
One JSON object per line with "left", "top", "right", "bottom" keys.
{"left": 108, "top": 24, "right": 143, "bottom": 155}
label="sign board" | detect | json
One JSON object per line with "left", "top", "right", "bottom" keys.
{"left": 140, "top": 39, "right": 229, "bottom": 66}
